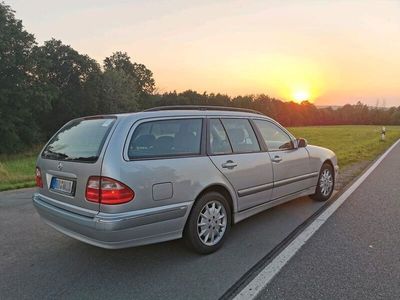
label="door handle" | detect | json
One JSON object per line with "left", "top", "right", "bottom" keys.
{"left": 271, "top": 155, "right": 282, "bottom": 163}
{"left": 222, "top": 160, "right": 237, "bottom": 169}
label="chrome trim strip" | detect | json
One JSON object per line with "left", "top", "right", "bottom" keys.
{"left": 95, "top": 205, "right": 188, "bottom": 230}
{"left": 238, "top": 182, "right": 273, "bottom": 197}
{"left": 237, "top": 172, "right": 319, "bottom": 197}
{"left": 234, "top": 186, "right": 317, "bottom": 223}
{"left": 273, "top": 172, "right": 319, "bottom": 188}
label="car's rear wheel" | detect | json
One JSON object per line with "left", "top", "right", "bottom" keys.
{"left": 184, "top": 191, "right": 231, "bottom": 254}
{"left": 311, "top": 163, "right": 334, "bottom": 202}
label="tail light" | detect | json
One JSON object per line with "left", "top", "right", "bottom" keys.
{"left": 35, "top": 167, "right": 43, "bottom": 188}
{"left": 85, "top": 176, "right": 134, "bottom": 205}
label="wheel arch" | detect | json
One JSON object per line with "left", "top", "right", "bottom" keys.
{"left": 322, "top": 159, "right": 335, "bottom": 179}
{"left": 184, "top": 183, "right": 236, "bottom": 229}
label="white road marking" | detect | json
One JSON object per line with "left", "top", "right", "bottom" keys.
{"left": 234, "top": 139, "right": 400, "bottom": 300}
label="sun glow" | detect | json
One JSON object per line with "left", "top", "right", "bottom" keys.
{"left": 293, "top": 90, "right": 310, "bottom": 103}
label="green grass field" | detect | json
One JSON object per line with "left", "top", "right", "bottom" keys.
{"left": 1, "top": 125, "right": 399, "bottom": 191}
{"left": 288, "top": 125, "right": 400, "bottom": 167}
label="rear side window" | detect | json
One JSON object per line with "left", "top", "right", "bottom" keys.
{"left": 221, "top": 119, "right": 260, "bottom": 153}
{"left": 42, "top": 118, "right": 116, "bottom": 162}
{"left": 128, "top": 119, "right": 202, "bottom": 159}
{"left": 209, "top": 119, "right": 232, "bottom": 155}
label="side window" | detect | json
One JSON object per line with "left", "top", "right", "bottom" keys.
{"left": 128, "top": 119, "right": 202, "bottom": 159}
{"left": 208, "top": 119, "right": 232, "bottom": 155}
{"left": 221, "top": 119, "right": 260, "bottom": 153}
{"left": 253, "top": 120, "right": 294, "bottom": 151}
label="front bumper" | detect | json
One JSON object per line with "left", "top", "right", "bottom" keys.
{"left": 334, "top": 165, "right": 339, "bottom": 189}
{"left": 33, "top": 193, "right": 191, "bottom": 249}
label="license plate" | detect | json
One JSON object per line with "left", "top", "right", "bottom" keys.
{"left": 50, "top": 177, "right": 74, "bottom": 194}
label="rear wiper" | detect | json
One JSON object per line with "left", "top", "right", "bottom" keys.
{"left": 43, "top": 149, "right": 69, "bottom": 159}
{"left": 68, "top": 156, "right": 98, "bottom": 162}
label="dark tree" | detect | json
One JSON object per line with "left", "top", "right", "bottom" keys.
{"left": 98, "top": 68, "right": 140, "bottom": 113}
{"left": 32, "top": 39, "right": 101, "bottom": 137}
{"left": 0, "top": 2, "right": 38, "bottom": 153}
{"left": 104, "top": 51, "right": 155, "bottom": 96}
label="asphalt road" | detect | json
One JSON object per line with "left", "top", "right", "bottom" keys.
{"left": 259, "top": 141, "right": 400, "bottom": 299}
{"left": 1, "top": 187, "right": 325, "bottom": 299}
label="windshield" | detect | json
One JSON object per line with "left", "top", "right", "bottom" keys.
{"left": 42, "top": 117, "right": 116, "bottom": 162}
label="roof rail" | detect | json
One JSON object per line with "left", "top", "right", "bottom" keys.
{"left": 144, "top": 105, "right": 264, "bottom": 115}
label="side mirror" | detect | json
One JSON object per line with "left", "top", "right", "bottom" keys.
{"left": 297, "top": 138, "right": 308, "bottom": 148}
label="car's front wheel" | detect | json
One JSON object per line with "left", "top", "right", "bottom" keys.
{"left": 311, "top": 163, "right": 334, "bottom": 202}
{"left": 184, "top": 191, "right": 231, "bottom": 254}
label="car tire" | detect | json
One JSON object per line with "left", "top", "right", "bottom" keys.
{"left": 184, "top": 191, "right": 231, "bottom": 254}
{"left": 311, "top": 163, "right": 334, "bottom": 202}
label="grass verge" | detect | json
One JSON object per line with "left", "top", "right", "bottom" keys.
{"left": 0, "top": 147, "right": 41, "bottom": 191}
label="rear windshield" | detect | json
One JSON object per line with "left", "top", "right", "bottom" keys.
{"left": 42, "top": 118, "right": 116, "bottom": 162}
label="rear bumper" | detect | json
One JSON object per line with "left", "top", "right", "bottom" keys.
{"left": 33, "top": 193, "right": 191, "bottom": 249}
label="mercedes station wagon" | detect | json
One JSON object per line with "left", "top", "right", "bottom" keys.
{"left": 33, "top": 106, "right": 338, "bottom": 254}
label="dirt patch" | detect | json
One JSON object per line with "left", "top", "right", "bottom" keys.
{"left": 335, "top": 160, "right": 371, "bottom": 191}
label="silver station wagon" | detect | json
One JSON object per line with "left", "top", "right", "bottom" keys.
{"left": 33, "top": 106, "right": 338, "bottom": 254}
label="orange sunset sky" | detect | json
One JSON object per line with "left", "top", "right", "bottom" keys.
{"left": 7, "top": 0, "right": 400, "bottom": 106}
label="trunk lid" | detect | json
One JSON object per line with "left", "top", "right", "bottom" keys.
{"left": 36, "top": 117, "right": 117, "bottom": 216}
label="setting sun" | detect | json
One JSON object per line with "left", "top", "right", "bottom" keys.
{"left": 293, "top": 90, "right": 310, "bottom": 103}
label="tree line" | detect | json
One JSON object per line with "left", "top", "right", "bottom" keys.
{"left": 1, "top": 2, "right": 399, "bottom": 154}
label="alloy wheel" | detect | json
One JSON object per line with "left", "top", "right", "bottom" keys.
{"left": 197, "top": 200, "right": 227, "bottom": 246}
{"left": 320, "top": 169, "right": 333, "bottom": 196}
